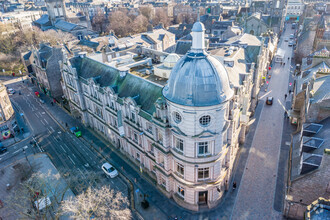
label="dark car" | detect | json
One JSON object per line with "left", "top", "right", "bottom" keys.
{"left": 0, "top": 146, "right": 7, "bottom": 154}
{"left": 266, "top": 97, "right": 273, "bottom": 105}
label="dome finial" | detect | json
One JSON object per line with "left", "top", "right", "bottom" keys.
{"left": 197, "top": 6, "right": 200, "bottom": 22}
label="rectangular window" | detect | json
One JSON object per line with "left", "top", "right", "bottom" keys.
{"left": 146, "top": 122, "right": 153, "bottom": 134}
{"left": 175, "top": 137, "right": 184, "bottom": 152}
{"left": 177, "top": 185, "right": 185, "bottom": 198}
{"left": 176, "top": 163, "right": 184, "bottom": 176}
{"left": 198, "top": 142, "right": 209, "bottom": 155}
{"left": 136, "top": 152, "right": 140, "bottom": 162}
{"left": 131, "top": 112, "right": 136, "bottom": 122}
{"left": 133, "top": 132, "right": 138, "bottom": 143}
{"left": 161, "top": 176, "right": 166, "bottom": 187}
{"left": 198, "top": 168, "right": 210, "bottom": 180}
{"left": 158, "top": 131, "right": 163, "bottom": 144}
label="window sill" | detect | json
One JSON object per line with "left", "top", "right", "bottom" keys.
{"left": 197, "top": 154, "right": 212, "bottom": 158}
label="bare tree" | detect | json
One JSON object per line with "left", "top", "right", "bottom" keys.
{"left": 92, "top": 8, "right": 108, "bottom": 34}
{"left": 132, "top": 14, "right": 148, "bottom": 33}
{"left": 139, "top": 6, "right": 154, "bottom": 21}
{"left": 108, "top": 10, "right": 132, "bottom": 37}
{"left": 152, "top": 8, "right": 171, "bottom": 27}
{"left": 60, "top": 186, "right": 131, "bottom": 219}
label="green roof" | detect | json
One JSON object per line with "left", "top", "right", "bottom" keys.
{"left": 70, "top": 57, "right": 162, "bottom": 115}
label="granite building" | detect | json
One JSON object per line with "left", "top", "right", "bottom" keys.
{"left": 60, "top": 20, "right": 244, "bottom": 210}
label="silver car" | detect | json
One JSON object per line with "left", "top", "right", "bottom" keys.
{"left": 102, "top": 163, "right": 118, "bottom": 178}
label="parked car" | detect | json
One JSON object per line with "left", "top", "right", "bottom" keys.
{"left": 101, "top": 162, "right": 118, "bottom": 178}
{"left": 70, "top": 127, "right": 82, "bottom": 137}
{"left": 288, "top": 41, "right": 294, "bottom": 47}
{"left": 266, "top": 97, "right": 273, "bottom": 105}
{"left": 0, "top": 146, "right": 7, "bottom": 154}
{"left": 290, "top": 34, "right": 294, "bottom": 39}
{"left": 8, "top": 88, "right": 15, "bottom": 94}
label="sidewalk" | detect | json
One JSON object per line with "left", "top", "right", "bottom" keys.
{"left": 0, "top": 153, "right": 74, "bottom": 220}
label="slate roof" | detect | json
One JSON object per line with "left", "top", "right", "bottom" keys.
{"left": 175, "top": 41, "right": 192, "bottom": 55}
{"left": 211, "top": 47, "right": 250, "bottom": 88}
{"left": 311, "top": 75, "right": 330, "bottom": 104}
{"left": 54, "top": 20, "right": 78, "bottom": 32}
{"left": 23, "top": 51, "right": 32, "bottom": 60}
{"left": 70, "top": 57, "right": 162, "bottom": 115}
{"left": 224, "top": 33, "right": 262, "bottom": 46}
{"left": 34, "top": 14, "right": 50, "bottom": 25}
{"left": 39, "top": 45, "right": 53, "bottom": 61}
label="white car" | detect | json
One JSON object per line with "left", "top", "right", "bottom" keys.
{"left": 101, "top": 163, "right": 118, "bottom": 178}
{"left": 8, "top": 88, "right": 15, "bottom": 94}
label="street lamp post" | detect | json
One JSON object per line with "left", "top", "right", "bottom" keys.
{"left": 22, "top": 148, "right": 32, "bottom": 169}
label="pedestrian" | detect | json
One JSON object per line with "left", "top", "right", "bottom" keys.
{"left": 233, "top": 181, "right": 237, "bottom": 190}
{"left": 51, "top": 101, "right": 54, "bottom": 106}
{"left": 285, "top": 94, "right": 287, "bottom": 99}
{"left": 65, "top": 122, "right": 68, "bottom": 128}
{"left": 21, "top": 127, "right": 24, "bottom": 133}
{"left": 289, "top": 90, "right": 292, "bottom": 95}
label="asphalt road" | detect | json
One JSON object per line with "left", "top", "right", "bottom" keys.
{"left": 0, "top": 77, "right": 127, "bottom": 196}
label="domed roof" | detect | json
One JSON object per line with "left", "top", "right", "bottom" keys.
{"left": 164, "top": 53, "right": 180, "bottom": 68}
{"left": 162, "top": 51, "right": 234, "bottom": 107}
{"left": 192, "top": 21, "right": 205, "bottom": 32}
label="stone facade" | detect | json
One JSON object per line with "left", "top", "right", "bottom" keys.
{"left": 60, "top": 22, "right": 247, "bottom": 211}
{"left": 31, "top": 44, "right": 64, "bottom": 99}
{"left": 0, "top": 84, "right": 14, "bottom": 125}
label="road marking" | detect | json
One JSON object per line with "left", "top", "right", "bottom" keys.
{"left": 42, "top": 112, "right": 45, "bottom": 114}
{"left": 77, "top": 168, "right": 85, "bottom": 177}
{"left": 13, "top": 149, "right": 21, "bottom": 154}
{"left": 35, "top": 113, "right": 40, "bottom": 118}
{"left": 44, "top": 119, "right": 49, "bottom": 124}
{"left": 60, "top": 145, "right": 67, "bottom": 153}
{"left": 23, "top": 146, "right": 28, "bottom": 150}
{"left": 259, "top": 90, "right": 272, "bottom": 100}
{"left": 40, "top": 119, "right": 45, "bottom": 125}
{"left": 0, "top": 152, "right": 9, "bottom": 158}
{"left": 50, "top": 126, "right": 55, "bottom": 132}
{"left": 72, "top": 154, "right": 77, "bottom": 158}
{"left": 68, "top": 156, "right": 75, "bottom": 165}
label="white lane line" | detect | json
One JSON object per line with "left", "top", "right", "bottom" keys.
{"left": 0, "top": 152, "right": 9, "bottom": 158}
{"left": 68, "top": 156, "right": 75, "bottom": 165}
{"left": 44, "top": 119, "right": 49, "bottom": 124}
{"left": 13, "top": 149, "right": 21, "bottom": 154}
{"left": 40, "top": 119, "right": 45, "bottom": 125}
{"left": 60, "top": 145, "right": 67, "bottom": 153}
{"left": 23, "top": 146, "right": 28, "bottom": 150}
{"left": 47, "top": 127, "right": 51, "bottom": 134}
{"left": 259, "top": 90, "right": 272, "bottom": 100}
{"left": 35, "top": 113, "right": 40, "bottom": 118}
{"left": 50, "top": 126, "right": 55, "bottom": 132}
{"left": 77, "top": 168, "right": 85, "bottom": 177}
{"left": 72, "top": 154, "right": 77, "bottom": 158}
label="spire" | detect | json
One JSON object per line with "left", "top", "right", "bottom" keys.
{"left": 197, "top": 6, "right": 200, "bottom": 22}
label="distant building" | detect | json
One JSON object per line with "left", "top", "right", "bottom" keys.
{"left": 285, "top": 118, "right": 330, "bottom": 219}
{"left": 0, "top": 83, "right": 15, "bottom": 126}
{"left": 0, "top": 11, "right": 43, "bottom": 32}
{"left": 286, "top": 0, "right": 304, "bottom": 20}
{"left": 290, "top": 47, "right": 330, "bottom": 127}
{"left": 33, "top": 0, "right": 96, "bottom": 40}
{"left": 31, "top": 44, "right": 64, "bottom": 100}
